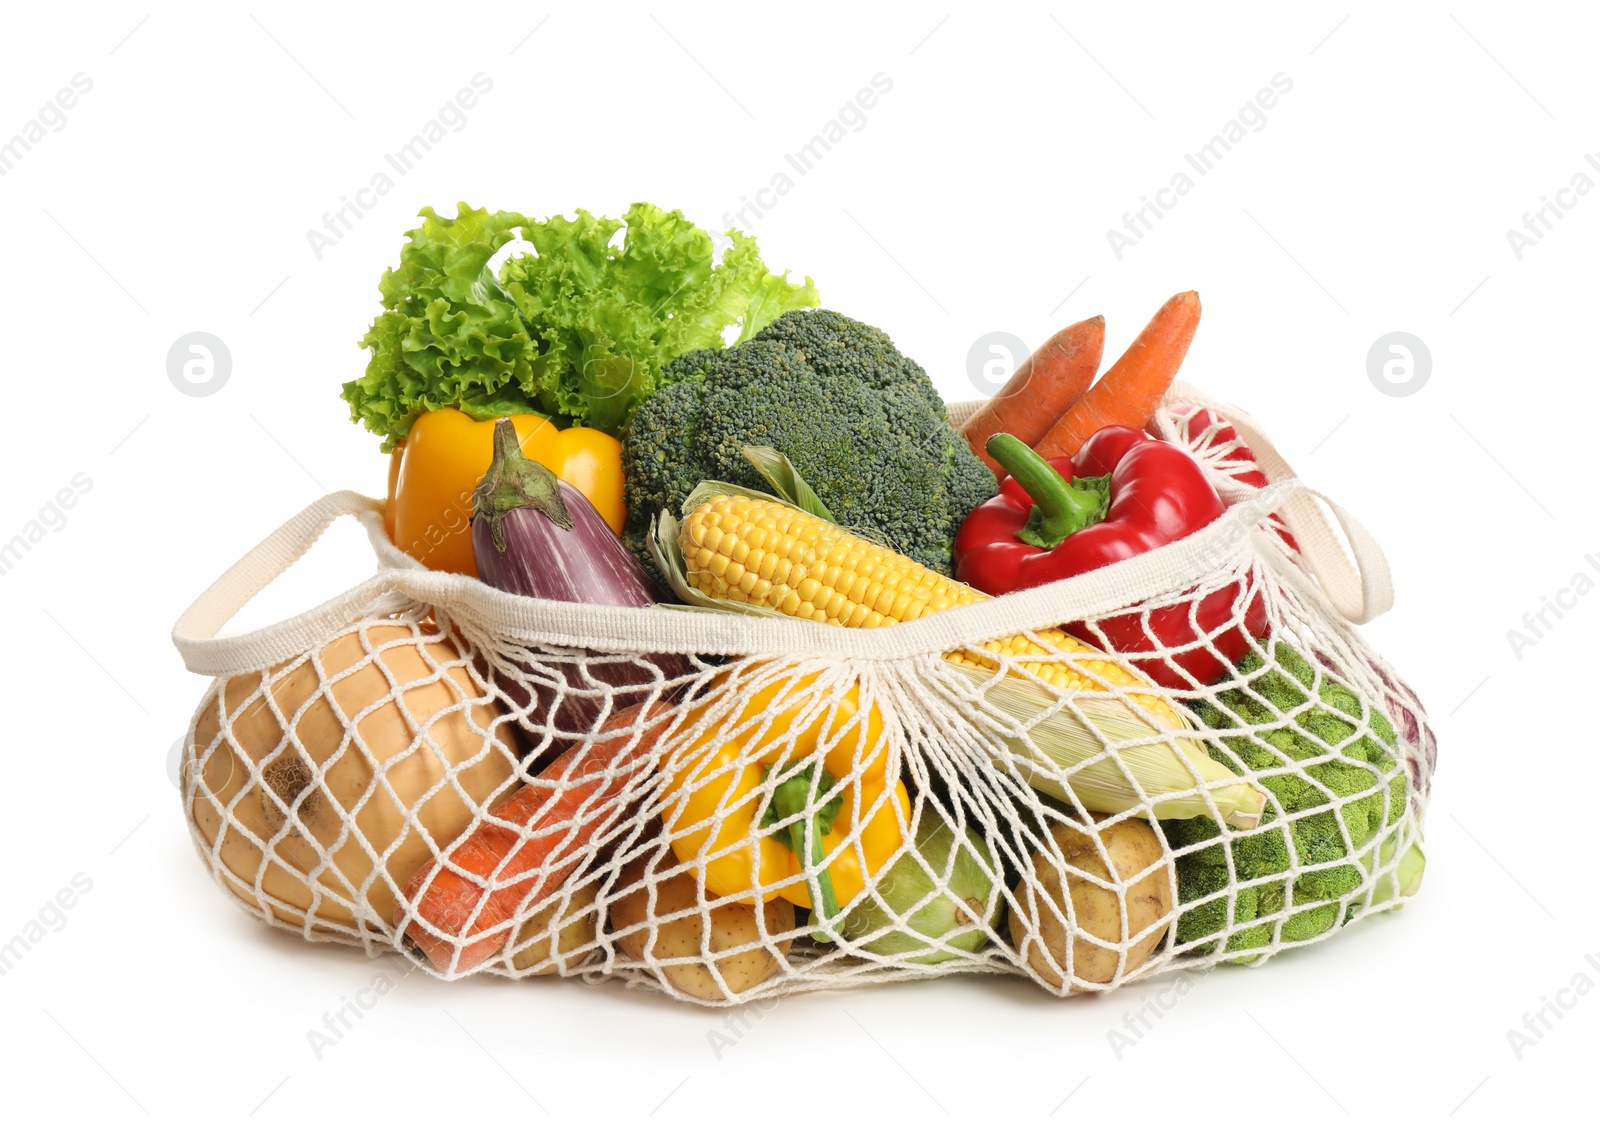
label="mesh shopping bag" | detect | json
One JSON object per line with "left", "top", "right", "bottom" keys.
{"left": 172, "top": 385, "right": 1433, "bottom": 1004}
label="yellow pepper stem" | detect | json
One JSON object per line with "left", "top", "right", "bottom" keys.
{"left": 763, "top": 766, "right": 843, "bottom": 933}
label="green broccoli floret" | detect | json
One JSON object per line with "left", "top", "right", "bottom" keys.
{"left": 1161, "top": 642, "right": 1409, "bottom": 959}
{"left": 622, "top": 309, "right": 995, "bottom": 576}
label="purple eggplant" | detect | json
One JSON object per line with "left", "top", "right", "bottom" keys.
{"left": 471, "top": 417, "right": 691, "bottom": 737}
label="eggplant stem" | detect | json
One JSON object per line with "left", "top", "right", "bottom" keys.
{"left": 473, "top": 417, "right": 574, "bottom": 552}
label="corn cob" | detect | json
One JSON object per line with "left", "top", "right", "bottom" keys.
{"left": 677, "top": 493, "right": 1265, "bottom": 828}
{"left": 682, "top": 494, "right": 1168, "bottom": 708}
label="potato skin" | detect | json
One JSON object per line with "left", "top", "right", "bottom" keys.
{"left": 510, "top": 882, "right": 602, "bottom": 974}
{"left": 1009, "top": 815, "right": 1173, "bottom": 991}
{"left": 610, "top": 855, "right": 794, "bottom": 1001}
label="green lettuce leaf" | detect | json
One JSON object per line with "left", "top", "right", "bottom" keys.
{"left": 342, "top": 203, "right": 534, "bottom": 450}
{"left": 341, "top": 201, "right": 818, "bottom": 449}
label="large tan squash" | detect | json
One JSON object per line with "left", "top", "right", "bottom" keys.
{"left": 187, "top": 622, "right": 517, "bottom": 934}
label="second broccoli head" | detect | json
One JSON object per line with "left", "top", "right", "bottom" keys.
{"left": 621, "top": 309, "right": 996, "bottom": 576}
{"left": 1161, "top": 642, "right": 1413, "bottom": 960}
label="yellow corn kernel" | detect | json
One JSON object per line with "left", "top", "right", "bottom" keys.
{"left": 677, "top": 494, "right": 1179, "bottom": 719}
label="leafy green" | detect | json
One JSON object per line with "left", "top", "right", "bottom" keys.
{"left": 341, "top": 202, "right": 818, "bottom": 449}
{"left": 345, "top": 205, "right": 535, "bottom": 449}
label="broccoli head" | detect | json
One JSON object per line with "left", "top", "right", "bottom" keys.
{"left": 1161, "top": 642, "right": 1409, "bottom": 959}
{"left": 622, "top": 309, "right": 995, "bottom": 576}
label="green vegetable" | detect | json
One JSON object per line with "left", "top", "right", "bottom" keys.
{"left": 1161, "top": 642, "right": 1416, "bottom": 959}
{"left": 621, "top": 309, "right": 997, "bottom": 576}
{"left": 346, "top": 204, "right": 533, "bottom": 449}
{"left": 837, "top": 809, "right": 999, "bottom": 964}
{"left": 341, "top": 202, "right": 818, "bottom": 449}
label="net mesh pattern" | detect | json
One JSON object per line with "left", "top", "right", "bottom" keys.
{"left": 182, "top": 404, "right": 1433, "bottom": 1005}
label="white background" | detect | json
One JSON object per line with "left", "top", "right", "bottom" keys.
{"left": 1, "top": 2, "right": 1593, "bottom": 1124}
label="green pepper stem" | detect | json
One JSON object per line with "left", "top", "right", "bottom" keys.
{"left": 984, "top": 433, "right": 1110, "bottom": 550}
{"left": 797, "top": 814, "right": 840, "bottom": 941}
{"left": 472, "top": 417, "right": 573, "bottom": 552}
{"left": 763, "top": 767, "right": 843, "bottom": 935}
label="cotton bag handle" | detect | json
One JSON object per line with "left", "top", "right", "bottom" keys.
{"left": 1158, "top": 382, "right": 1393, "bottom": 624}
{"left": 171, "top": 491, "right": 412, "bottom": 677}
{"left": 171, "top": 474, "right": 1341, "bottom": 680}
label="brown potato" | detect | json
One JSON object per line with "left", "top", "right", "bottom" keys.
{"left": 609, "top": 855, "right": 793, "bottom": 1001}
{"left": 510, "top": 882, "right": 602, "bottom": 974}
{"left": 1009, "top": 814, "right": 1173, "bottom": 991}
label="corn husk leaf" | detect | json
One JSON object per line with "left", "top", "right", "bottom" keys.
{"left": 740, "top": 446, "right": 836, "bottom": 522}
{"left": 947, "top": 665, "right": 1265, "bottom": 829}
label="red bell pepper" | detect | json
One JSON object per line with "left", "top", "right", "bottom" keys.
{"left": 953, "top": 429, "right": 1267, "bottom": 688}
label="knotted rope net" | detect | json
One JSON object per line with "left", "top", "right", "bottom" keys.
{"left": 177, "top": 388, "right": 1433, "bottom": 1004}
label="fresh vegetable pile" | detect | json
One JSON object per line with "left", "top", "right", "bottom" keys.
{"left": 176, "top": 203, "right": 1433, "bottom": 1005}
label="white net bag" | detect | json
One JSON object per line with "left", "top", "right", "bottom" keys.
{"left": 172, "top": 385, "right": 1433, "bottom": 1004}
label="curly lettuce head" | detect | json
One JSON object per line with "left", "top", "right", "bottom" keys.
{"left": 341, "top": 202, "right": 818, "bottom": 449}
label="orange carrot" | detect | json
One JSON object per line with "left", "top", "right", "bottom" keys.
{"left": 397, "top": 701, "right": 669, "bottom": 973}
{"left": 1036, "top": 291, "right": 1201, "bottom": 460}
{"left": 962, "top": 316, "right": 1105, "bottom": 476}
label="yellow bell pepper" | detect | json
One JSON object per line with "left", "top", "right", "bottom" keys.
{"left": 384, "top": 407, "right": 625, "bottom": 576}
{"left": 665, "top": 667, "right": 909, "bottom": 923}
